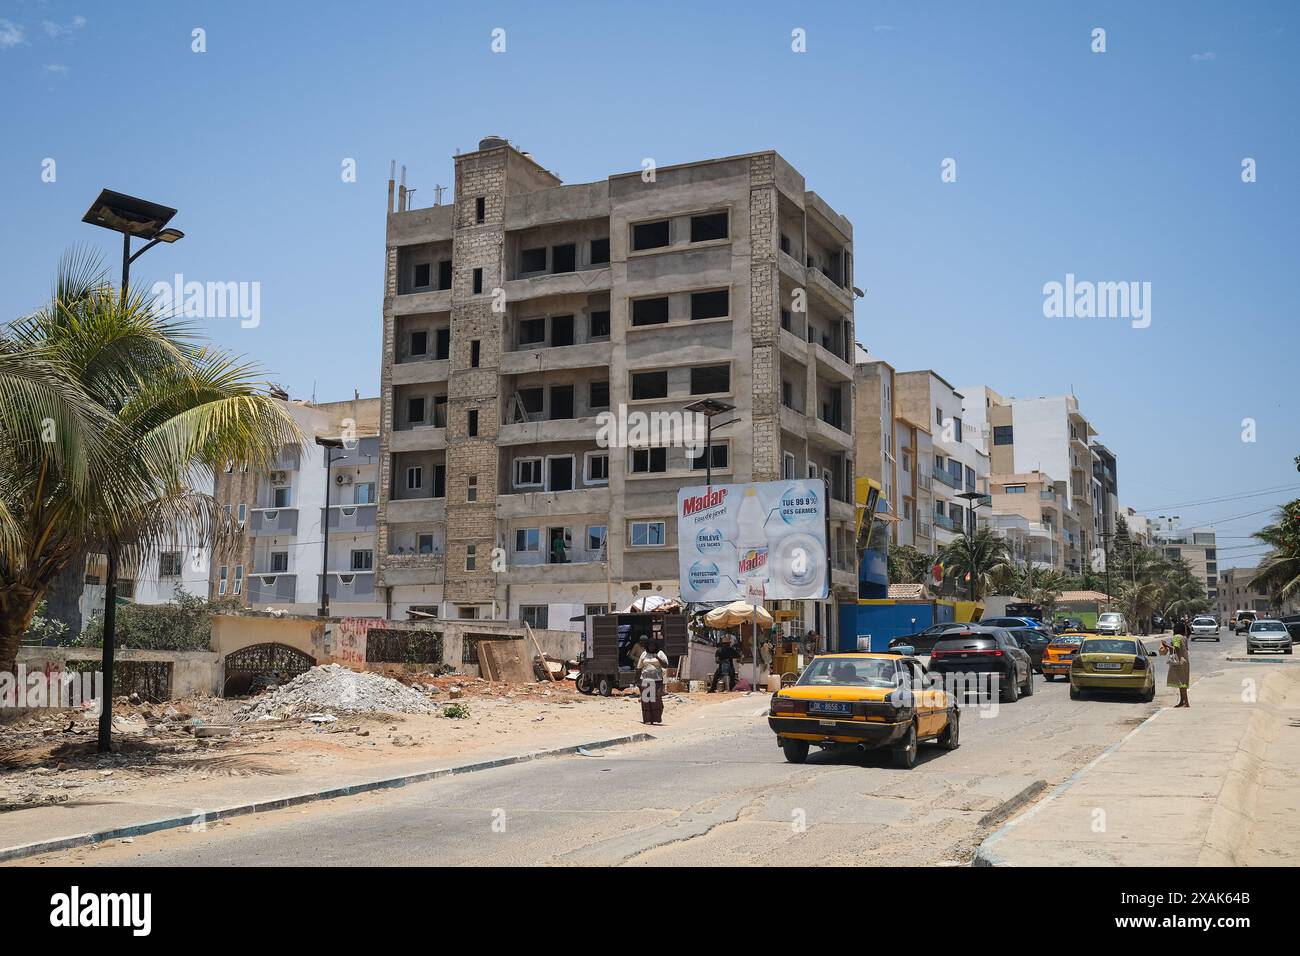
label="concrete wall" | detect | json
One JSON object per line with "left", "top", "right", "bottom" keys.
{"left": 17, "top": 646, "right": 222, "bottom": 698}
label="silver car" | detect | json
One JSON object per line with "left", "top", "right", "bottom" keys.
{"left": 1246, "top": 619, "right": 1293, "bottom": 655}
{"left": 1190, "top": 616, "right": 1220, "bottom": 641}
{"left": 1096, "top": 612, "right": 1126, "bottom": 636}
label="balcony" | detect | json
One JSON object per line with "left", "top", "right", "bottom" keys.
{"left": 916, "top": 520, "right": 932, "bottom": 539}
{"left": 389, "top": 426, "right": 447, "bottom": 452}
{"left": 247, "top": 573, "right": 296, "bottom": 603}
{"left": 500, "top": 341, "right": 612, "bottom": 375}
{"left": 250, "top": 509, "right": 298, "bottom": 536}
{"left": 918, "top": 473, "right": 933, "bottom": 492}
{"left": 392, "top": 359, "right": 449, "bottom": 387}
{"left": 385, "top": 496, "right": 445, "bottom": 524}
{"left": 498, "top": 415, "right": 600, "bottom": 447}
{"left": 321, "top": 571, "right": 376, "bottom": 601}
{"left": 932, "top": 466, "right": 961, "bottom": 490}
{"left": 497, "top": 487, "right": 611, "bottom": 518}
{"left": 503, "top": 266, "right": 611, "bottom": 304}
{"left": 934, "top": 513, "right": 959, "bottom": 533}
{"left": 393, "top": 289, "right": 451, "bottom": 316}
{"left": 324, "top": 504, "right": 377, "bottom": 533}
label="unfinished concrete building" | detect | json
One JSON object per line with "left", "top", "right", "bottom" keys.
{"left": 377, "top": 139, "right": 859, "bottom": 640}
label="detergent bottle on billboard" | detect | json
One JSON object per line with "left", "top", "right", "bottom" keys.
{"left": 735, "top": 486, "right": 769, "bottom": 583}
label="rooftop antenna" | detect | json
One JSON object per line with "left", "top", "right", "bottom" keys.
{"left": 311, "top": 380, "right": 317, "bottom": 404}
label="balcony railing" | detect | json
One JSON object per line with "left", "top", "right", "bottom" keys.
{"left": 932, "top": 466, "right": 961, "bottom": 489}
{"left": 934, "top": 513, "right": 959, "bottom": 533}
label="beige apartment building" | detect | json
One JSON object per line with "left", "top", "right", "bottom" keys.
{"left": 376, "top": 139, "right": 859, "bottom": 636}
{"left": 891, "top": 371, "right": 989, "bottom": 551}
{"left": 961, "top": 387, "right": 1105, "bottom": 574}
{"left": 853, "top": 352, "right": 935, "bottom": 552}
{"left": 985, "top": 471, "right": 1069, "bottom": 569}
{"left": 1216, "top": 565, "right": 1299, "bottom": 621}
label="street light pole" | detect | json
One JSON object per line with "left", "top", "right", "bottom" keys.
{"left": 82, "top": 190, "right": 184, "bottom": 754}
{"left": 317, "top": 438, "right": 344, "bottom": 617}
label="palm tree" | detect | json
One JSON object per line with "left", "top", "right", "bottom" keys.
{"left": 940, "top": 526, "right": 1012, "bottom": 601}
{"left": 1252, "top": 500, "right": 1300, "bottom": 606}
{"left": 888, "top": 543, "right": 932, "bottom": 584}
{"left": 0, "top": 251, "right": 302, "bottom": 679}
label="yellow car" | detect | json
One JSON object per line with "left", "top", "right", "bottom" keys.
{"left": 768, "top": 651, "right": 957, "bottom": 769}
{"left": 1069, "top": 636, "right": 1156, "bottom": 701}
{"left": 1041, "top": 632, "right": 1085, "bottom": 681}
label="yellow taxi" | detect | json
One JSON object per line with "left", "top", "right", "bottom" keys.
{"left": 768, "top": 651, "right": 957, "bottom": 769}
{"left": 1041, "top": 631, "right": 1086, "bottom": 681}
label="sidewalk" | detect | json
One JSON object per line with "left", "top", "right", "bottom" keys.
{"left": 975, "top": 664, "right": 1300, "bottom": 866}
{"left": 0, "top": 692, "right": 762, "bottom": 863}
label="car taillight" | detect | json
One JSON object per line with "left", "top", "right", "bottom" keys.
{"left": 771, "top": 697, "right": 798, "bottom": 715}
{"left": 1133, "top": 655, "right": 1147, "bottom": 670}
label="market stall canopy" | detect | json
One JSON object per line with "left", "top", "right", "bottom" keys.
{"left": 704, "top": 601, "right": 774, "bottom": 628}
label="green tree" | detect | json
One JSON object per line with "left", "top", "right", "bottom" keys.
{"left": 939, "top": 526, "right": 1012, "bottom": 601}
{"left": 1251, "top": 500, "right": 1300, "bottom": 605}
{"left": 0, "top": 251, "right": 301, "bottom": 675}
{"left": 888, "top": 543, "right": 932, "bottom": 584}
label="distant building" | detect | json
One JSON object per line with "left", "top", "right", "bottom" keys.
{"left": 1149, "top": 516, "right": 1217, "bottom": 605}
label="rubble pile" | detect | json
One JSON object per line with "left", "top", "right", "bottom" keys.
{"left": 237, "top": 664, "right": 438, "bottom": 720}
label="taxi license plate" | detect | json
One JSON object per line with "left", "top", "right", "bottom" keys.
{"left": 1095, "top": 662, "right": 1123, "bottom": 670}
{"left": 808, "top": 701, "right": 852, "bottom": 716}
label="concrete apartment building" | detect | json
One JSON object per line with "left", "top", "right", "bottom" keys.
{"left": 985, "top": 471, "right": 1070, "bottom": 569}
{"left": 853, "top": 352, "right": 935, "bottom": 552}
{"left": 961, "top": 387, "right": 1104, "bottom": 574}
{"left": 210, "top": 395, "right": 383, "bottom": 618}
{"left": 892, "top": 371, "right": 989, "bottom": 550}
{"left": 1149, "top": 516, "right": 1218, "bottom": 605}
{"left": 1216, "top": 565, "right": 1299, "bottom": 620}
{"left": 377, "top": 138, "right": 859, "bottom": 637}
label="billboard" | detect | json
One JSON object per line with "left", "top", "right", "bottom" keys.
{"left": 676, "top": 479, "right": 828, "bottom": 602}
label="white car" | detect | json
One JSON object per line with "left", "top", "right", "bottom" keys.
{"left": 1246, "top": 619, "right": 1293, "bottom": 655}
{"left": 1096, "top": 612, "right": 1126, "bottom": 636}
{"left": 1189, "top": 616, "right": 1220, "bottom": 641}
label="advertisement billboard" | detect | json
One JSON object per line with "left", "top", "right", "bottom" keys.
{"left": 676, "top": 479, "right": 828, "bottom": 602}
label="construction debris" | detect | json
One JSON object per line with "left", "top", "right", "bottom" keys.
{"left": 237, "top": 664, "right": 438, "bottom": 721}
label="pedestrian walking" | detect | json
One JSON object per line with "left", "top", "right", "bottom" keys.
{"left": 708, "top": 637, "right": 739, "bottom": 693}
{"left": 1162, "top": 616, "right": 1191, "bottom": 707}
{"left": 636, "top": 639, "right": 669, "bottom": 724}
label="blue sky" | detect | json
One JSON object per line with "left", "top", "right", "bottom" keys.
{"left": 2, "top": 0, "right": 1297, "bottom": 566}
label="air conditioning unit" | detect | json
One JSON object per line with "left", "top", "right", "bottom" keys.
{"left": 269, "top": 470, "right": 288, "bottom": 484}
{"left": 335, "top": 473, "right": 354, "bottom": 485}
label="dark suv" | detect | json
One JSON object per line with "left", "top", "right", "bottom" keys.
{"left": 928, "top": 627, "right": 1035, "bottom": 702}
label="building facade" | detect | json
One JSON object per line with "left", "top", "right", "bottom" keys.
{"left": 377, "top": 139, "right": 859, "bottom": 636}
{"left": 210, "top": 396, "right": 383, "bottom": 618}
{"left": 1149, "top": 516, "right": 1218, "bottom": 605}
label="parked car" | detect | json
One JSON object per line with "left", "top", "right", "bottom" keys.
{"left": 1245, "top": 619, "right": 1293, "bottom": 655}
{"left": 768, "top": 651, "right": 959, "bottom": 769}
{"left": 887, "top": 621, "right": 969, "bottom": 655}
{"left": 1069, "top": 636, "right": 1156, "bottom": 701}
{"left": 1232, "top": 610, "right": 1258, "bottom": 635}
{"left": 980, "top": 616, "right": 1050, "bottom": 633}
{"left": 1041, "top": 632, "right": 1086, "bottom": 681}
{"left": 1189, "top": 616, "right": 1221, "bottom": 641}
{"left": 1008, "top": 627, "right": 1051, "bottom": 672}
{"left": 929, "top": 627, "right": 1034, "bottom": 703}
{"left": 1281, "top": 614, "right": 1300, "bottom": 643}
{"left": 1096, "top": 612, "right": 1127, "bottom": 636}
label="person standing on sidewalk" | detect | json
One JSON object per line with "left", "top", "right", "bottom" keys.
{"left": 1163, "top": 616, "right": 1191, "bottom": 707}
{"left": 636, "top": 639, "right": 669, "bottom": 724}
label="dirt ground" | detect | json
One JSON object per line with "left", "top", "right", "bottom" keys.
{"left": 0, "top": 673, "right": 743, "bottom": 813}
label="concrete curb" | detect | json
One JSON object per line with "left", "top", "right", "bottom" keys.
{"left": 0, "top": 732, "right": 654, "bottom": 864}
{"left": 977, "top": 780, "right": 1049, "bottom": 829}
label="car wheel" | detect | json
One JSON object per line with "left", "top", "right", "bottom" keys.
{"left": 597, "top": 677, "right": 613, "bottom": 697}
{"left": 1069, "top": 683, "right": 1083, "bottom": 700}
{"left": 1000, "top": 669, "right": 1019, "bottom": 703}
{"left": 1142, "top": 682, "right": 1155, "bottom": 703}
{"left": 1021, "top": 666, "right": 1034, "bottom": 697}
{"left": 575, "top": 673, "right": 594, "bottom": 695}
{"left": 891, "top": 721, "right": 918, "bottom": 769}
{"left": 781, "top": 739, "right": 810, "bottom": 764}
{"left": 938, "top": 708, "right": 960, "bottom": 751}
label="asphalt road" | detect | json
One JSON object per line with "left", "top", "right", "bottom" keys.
{"left": 22, "top": 629, "right": 1236, "bottom": 867}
